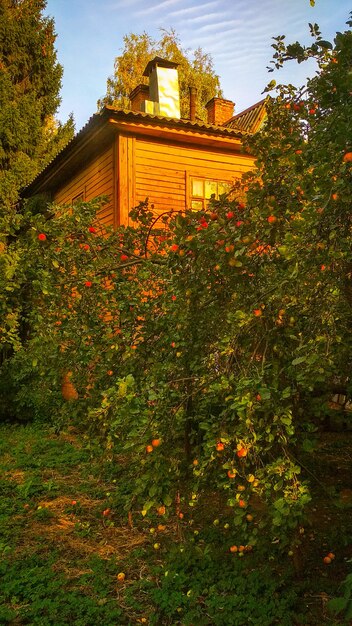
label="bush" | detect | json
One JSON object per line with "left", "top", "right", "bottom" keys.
{"left": 1, "top": 19, "right": 351, "bottom": 559}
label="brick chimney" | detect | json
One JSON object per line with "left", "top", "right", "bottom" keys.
{"left": 189, "top": 86, "right": 197, "bottom": 122}
{"left": 205, "top": 97, "right": 235, "bottom": 126}
{"left": 129, "top": 84, "right": 149, "bottom": 112}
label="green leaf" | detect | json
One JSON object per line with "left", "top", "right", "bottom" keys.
{"left": 328, "top": 597, "right": 348, "bottom": 615}
{"left": 280, "top": 416, "right": 292, "bottom": 426}
{"left": 149, "top": 484, "right": 158, "bottom": 497}
{"left": 302, "top": 438, "right": 317, "bottom": 452}
{"left": 318, "top": 40, "right": 332, "bottom": 49}
{"left": 257, "top": 388, "right": 271, "bottom": 400}
{"left": 273, "top": 498, "right": 285, "bottom": 511}
{"left": 292, "top": 356, "right": 306, "bottom": 366}
{"left": 142, "top": 500, "right": 155, "bottom": 512}
{"left": 282, "top": 387, "right": 292, "bottom": 399}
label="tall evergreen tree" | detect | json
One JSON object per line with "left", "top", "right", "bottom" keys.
{"left": 0, "top": 0, "right": 74, "bottom": 210}
{"left": 98, "top": 29, "right": 222, "bottom": 122}
{"left": 0, "top": 0, "right": 73, "bottom": 371}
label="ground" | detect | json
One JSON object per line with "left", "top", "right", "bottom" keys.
{"left": 0, "top": 422, "right": 351, "bottom": 625}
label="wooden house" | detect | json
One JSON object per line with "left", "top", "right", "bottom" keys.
{"left": 23, "top": 58, "right": 266, "bottom": 225}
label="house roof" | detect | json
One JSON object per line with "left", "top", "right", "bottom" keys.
{"left": 225, "top": 98, "right": 267, "bottom": 134}
{"left": 102, "top": 105, "right": 245, "bottom": 136}
{"left": 23, "top": 100, "right": 266, "bottom": 197}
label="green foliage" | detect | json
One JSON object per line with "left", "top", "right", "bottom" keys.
{"left": 1, "top": 16, "right": 352, "bottom": 586}
{"left": 0, "top": 423, "right": 350, "bottom": 625}
{"left": 0, "top": 194, "right": 311, "bottom": 541}
{"left": 139, "top": 543, "right": 301, "bottom": 626}
{"left": 0, "top": 554, "right": 127, "bottom": 625}
{"left": 328, "top": 572, "right": 352, "bottom": 623}
{"left": 98, "top": 28, "right": 222, "bottom": 120}
{"left": 0, "top": 0, "right": 74, "bottom": 209}
{"left": 0, "top": 0, "right": 74, "bottom": 372}
{"left": 0, "top": 424, "right": 128, "bottom": 624}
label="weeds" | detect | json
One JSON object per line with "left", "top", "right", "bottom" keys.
{"left": 0, "top": 423, "right": 350, "bottom": 624}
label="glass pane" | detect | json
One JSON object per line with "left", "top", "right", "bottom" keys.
{"left": 218, "top": 182, "right": 231, "bottom": 197}
{"left": 191, "top": 199, "right": 203, "bottom": 210}
{"left": 192, "top": 179, "right": 203, "bottom": 197}
{"left": 204, "top": 180, "right": 218, "bottom": 199}
{"left": 72, "top": 192, "right": 84, "bottom": 205}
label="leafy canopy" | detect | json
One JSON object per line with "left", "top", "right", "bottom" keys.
{"left": 1, "top": 15, "right": 352, "bottom": 576}
{"left": 98, "top": 29, "right": 223, "bottom": 121}
{"left": 0, "top": 0, "right": 74, "bottom": 371}
{"left": 0, "top": 0, "right": 74, "bottom": 211}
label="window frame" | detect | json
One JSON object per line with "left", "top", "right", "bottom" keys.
{"left": 72, "top": 191, "right": 85, "bottom": 205}
{"left": 189, "top": 176, "right": 232, "bottom": 210}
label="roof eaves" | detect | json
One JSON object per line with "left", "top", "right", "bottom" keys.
{"left": 22, "top": 109, "right": 113, "bottom": 196}
{"left": 104, "top": 105, "right": 246, "bottom": 138}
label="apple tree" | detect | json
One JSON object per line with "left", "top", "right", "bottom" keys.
{"left": 3, "top": 16, "right": 351, "bottom": 558}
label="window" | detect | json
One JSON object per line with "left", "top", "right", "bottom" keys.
{"left": 72, "top": 191, "right": 85, "bottom": 204}
{"left": 190, "top": 178, "right": 232, "bottom": 210}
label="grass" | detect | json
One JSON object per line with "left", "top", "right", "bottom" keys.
{"left": 0, "top": 422, "right": 351, "bottom": 625}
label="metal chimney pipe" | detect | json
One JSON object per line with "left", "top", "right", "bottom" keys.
{"left": 189, "top": 86, "right": 197, "bottom": 122}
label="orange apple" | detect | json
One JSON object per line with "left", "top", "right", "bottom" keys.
{"left": 237, "top": 447, "right": 248, "bottom": 458}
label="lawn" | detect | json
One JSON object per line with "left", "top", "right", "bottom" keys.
{"left": 0, "top": 422, "right": 351, "bottom": 625}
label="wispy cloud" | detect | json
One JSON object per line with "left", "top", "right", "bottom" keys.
{"left": 136, "top": 0, "right": 183, "bottom": 17}
{"left": 107, "top": 0, "right": 143, "bottom": 9}
{"left": 196, "top": 19, "right": 243, "bottom": 33}
{"left": 178, "top": 11, "right": 229, "bottom": 25}
{"left": 168, "top": 1, "right": 219, "bottom": 18}
{"left": 48, "top": 0, "right": 351, "bottom": 130}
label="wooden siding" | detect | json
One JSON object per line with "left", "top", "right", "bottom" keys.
{"left": 53, "top": 144, "right": 115, "bottom": 227}
{"left": 50, "top": 130, "right": 254, "bottom": 229}
{"left": 117, "top": 134, "right": 135, "bottom": 226}
{"left": 133, "top": 137, "right": 254, "bottom": 217}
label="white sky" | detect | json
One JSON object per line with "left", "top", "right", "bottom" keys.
{"left": 45, "top": 0, "right": 351, "bottom": 131}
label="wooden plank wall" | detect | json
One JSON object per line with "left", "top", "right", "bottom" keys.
{"left": 118, "top": 134, "right": 135, "bottom": 226}
{"left": 53, "top": 144, "right": 115, "bottom": 227}
{"left": 134, "top": 137, "right": 254, "bottom": 217}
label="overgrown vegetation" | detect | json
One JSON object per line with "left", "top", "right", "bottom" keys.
{"left": 0, "top": 424, "right": 351, "bottom": 625}
{"left": 0, "top": 0, "right": 74, "bottom": 372}
{"left": 0, "top": 14, "right": 352, "bottom": 626}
